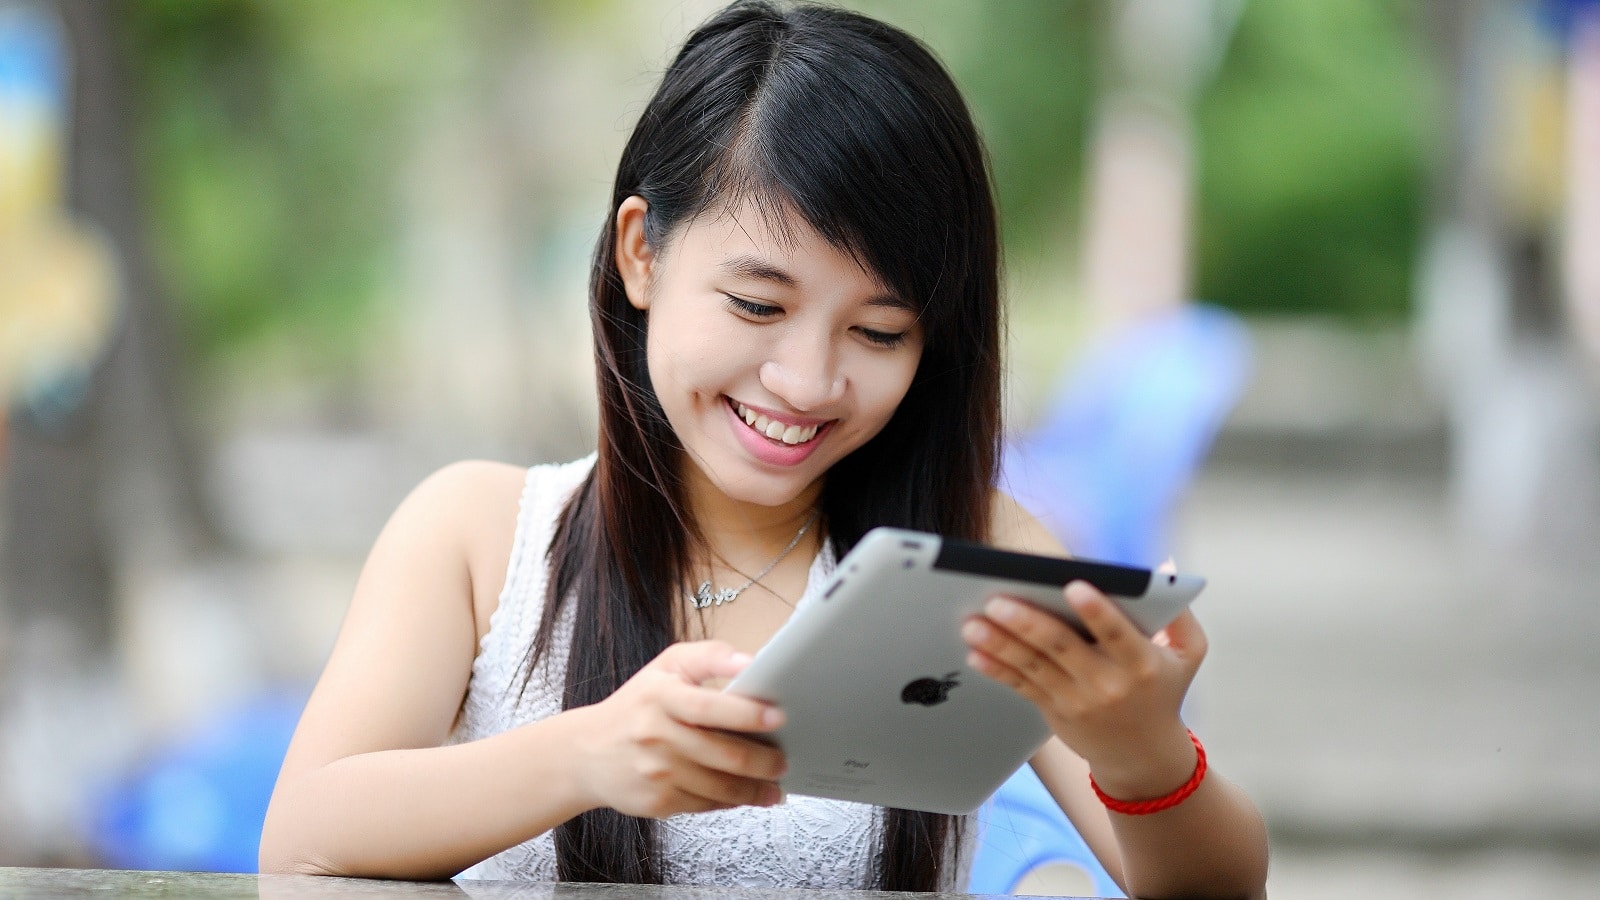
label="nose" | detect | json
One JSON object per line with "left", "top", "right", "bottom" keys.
{"left": 759, "top": 345, "right": 845, "bottom": 412}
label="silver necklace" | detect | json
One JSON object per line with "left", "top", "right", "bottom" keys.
{"left": 690, "top": 510, "right": 820, "bottom": 609}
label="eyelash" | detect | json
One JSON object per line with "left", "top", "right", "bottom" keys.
{"left": 724, "top": 294, "right": 780, "bottom": 318}
{"left": 723, "top": 294, "right": 909, "bottom": 349}
{"left": 859, "top": 327, "right": 908, "bottom": 348}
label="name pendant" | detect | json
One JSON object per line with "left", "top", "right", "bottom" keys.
{"left": 692, "top": 581, "right": 740, "bottom": 609}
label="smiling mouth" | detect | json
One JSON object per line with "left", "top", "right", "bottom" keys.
{"left": 727, "top": 398, "right": 829, "bottom": 446}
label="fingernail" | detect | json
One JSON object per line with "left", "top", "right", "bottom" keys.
{"left": 961, "top": 619, "right": 988, "bottom": 642}
{"left": 1065, "top": 581, "right": 1094, "bottom": 603}
{"left": 767, "top": 785, "right": 786, "bottom": 805}
{"left": 985, "top": 597, "right": 1019, "bottom": 621}
{"left": 761, "top": 707, "right": 785, "bottom": 729}
{"left": 731, "top": 652, "right": 753, "bottom": 665}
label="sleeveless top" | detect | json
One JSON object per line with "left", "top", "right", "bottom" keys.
{"left": 449, "top": 456, "right": 974, "bottom": 888}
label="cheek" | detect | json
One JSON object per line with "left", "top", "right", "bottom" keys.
{"left": 858, "top": 350, "right": 922, "bottom": 424}
{"left": 646, "top": 311, "right": 749, "bottom": 402}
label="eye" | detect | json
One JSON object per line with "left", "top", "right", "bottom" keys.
{"left": 858, "top": 327, "right": 909, "bottom": 348}
{"left": 724, "top": 294, "right": 781, "bottom": 318}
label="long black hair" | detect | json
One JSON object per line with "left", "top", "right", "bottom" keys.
{"left": 529, "top": 1, "right": 1002, "bottom": 890}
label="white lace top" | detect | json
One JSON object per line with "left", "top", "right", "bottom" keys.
{"left": 450, "top": 456, "right": 973, "bottom": 888}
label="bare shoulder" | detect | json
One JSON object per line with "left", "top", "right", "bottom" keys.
{"left": 988, "top": 490, "right": 1069, "bottom": 557}
{"left": 406, "top": 458, "right": 528, "bottom": 511}
{"left": 406, "top": 460, "right": 530, "bottom": 644}
{"left": 271, "top": 460, "right": 529, "bottom": 790}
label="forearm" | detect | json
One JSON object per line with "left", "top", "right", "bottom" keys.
{"left": 259, "top": 709, "right": 596, "bottom": 880}
{"left": 1108, "top": 771, "right": 1269, "bottom": 900}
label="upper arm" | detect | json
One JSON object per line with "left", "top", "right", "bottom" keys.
{"left": 988, "top": 490, "right": 1068, "bottom": 557}
{"left": 272, "top": 460, "right": 527, "bottom": 789}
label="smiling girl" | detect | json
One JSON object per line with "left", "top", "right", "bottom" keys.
{"left": 258, "top": 2, "right": 1269, "bottom": 895}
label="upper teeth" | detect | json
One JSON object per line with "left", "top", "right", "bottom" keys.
{"left": 736, "top": 402, "right": 821, "bottom": 445}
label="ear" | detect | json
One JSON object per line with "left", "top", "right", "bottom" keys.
{"left": 614, "top": 195, "right": 654, "bottom": 311}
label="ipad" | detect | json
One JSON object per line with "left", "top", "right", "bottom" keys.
{"left": 723, "top": 527, "right": 1205, "bottom": 814}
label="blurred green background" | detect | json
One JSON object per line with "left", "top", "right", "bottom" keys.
{"left": 126, "top": 0, "right": 1431, "bottom": 371}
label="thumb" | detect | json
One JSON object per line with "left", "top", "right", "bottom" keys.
{"left": 1154, "top": 609, "right": 1207, "bottom": 661}
{"left": 659, "top": 640, "right": 753, "bottom": 685}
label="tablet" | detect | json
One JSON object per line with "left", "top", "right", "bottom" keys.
{"left": 723, "top": 527, "right": 1205, "bottom": 814}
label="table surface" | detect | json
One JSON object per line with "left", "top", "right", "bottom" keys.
{"left": 0, "top": 868, "right": 1096, "bottom": 899}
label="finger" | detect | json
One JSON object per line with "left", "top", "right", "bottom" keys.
{"left": 964, "top": 646, "right": 1057, "bottom": 710}
{"left": 1065, "top": 581, "right": 1149, "bottom": 666}
{"left": 660, "top": 683, "right": 785, "bottom": 734}
{"left": 640, "top": 784, "right": 742, "bottom": 818}
{"left": 961, "top": 615, "right": 1057, "bottom": 690}
{"left": 658, "top": 640, "right": 754, "bottom": 686}
{"left": 967, "top": 598, "right": 1088, "bottom": 678}
{"left": 1155, "top": 609, "right": 1208, "bottom": 662}
{"left": 670, "top": 793, "right": 738, "bottom": 816}
{"left": 670, "top": 723, "right": 789, "bottom": 781}
{"left": 669, "top": 759, "right": 784, "bottom": 809}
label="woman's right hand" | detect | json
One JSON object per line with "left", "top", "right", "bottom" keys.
{"left": 568, "top": 640, "right": 789, "bottom": 818}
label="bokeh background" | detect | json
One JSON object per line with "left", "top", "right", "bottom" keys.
{"left": 2, "top": 0, "right": 1598, "bottom": 896}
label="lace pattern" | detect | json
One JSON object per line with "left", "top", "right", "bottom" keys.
{"left": 449, "top": 456, "right": 971, "bottom": 888}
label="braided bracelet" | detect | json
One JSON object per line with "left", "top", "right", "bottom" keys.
{"left": 1089, "top": 729, "right": 1207, "bottom": 815}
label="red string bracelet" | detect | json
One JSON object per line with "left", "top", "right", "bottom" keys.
{"left": 1089, "top": 729, "right": 1207, "bottom": 816}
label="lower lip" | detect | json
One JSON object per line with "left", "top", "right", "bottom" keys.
{"left": 724, "top": 399, "right": 830, "bottom": 467}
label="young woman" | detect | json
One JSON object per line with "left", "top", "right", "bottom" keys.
{"left": 259, "top": 2, "right": 1269, "bottom": 895}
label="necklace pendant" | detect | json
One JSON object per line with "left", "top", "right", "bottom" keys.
{"left": 688, "top": 509, "right": 818, "bottom": 611}
{"left": 691, "top": 581, "right": 740, "bottom": 609}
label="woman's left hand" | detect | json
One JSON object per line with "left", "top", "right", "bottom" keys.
{"left": 961, "top": 580, "right": 1207, "bottom": 798}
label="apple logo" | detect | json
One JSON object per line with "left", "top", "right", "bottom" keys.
{"left": 901, "top": 671, "right": 960, "bottom": 706}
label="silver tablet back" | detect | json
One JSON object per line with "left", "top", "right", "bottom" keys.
{"left": 725, "top": 527, "right": 1204, "bottom": 814}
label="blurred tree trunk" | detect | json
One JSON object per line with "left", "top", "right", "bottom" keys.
{"left": 1418, "top": 0, "right": 1599, "bottom": 561}
{"left": 2, "top": 0, "right": 213, "bottom": 661}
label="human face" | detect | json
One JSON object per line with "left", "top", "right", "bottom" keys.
{"left": 615, "top": 196, "right": 924, "bottom": 512}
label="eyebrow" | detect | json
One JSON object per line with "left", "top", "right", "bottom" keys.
{"left": 718, "top": 254, "right": 916, "bottom": 312}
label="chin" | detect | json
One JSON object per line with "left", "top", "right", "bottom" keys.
{"left": 698, "top": 456, "right": 822, "bottom": 507}
{"left": 713, "top": 473, "right": 814, "bottom": 508}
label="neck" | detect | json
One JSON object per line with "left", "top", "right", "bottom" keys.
{"left": 682, "top": 461, "right": 822, "bottom": 559}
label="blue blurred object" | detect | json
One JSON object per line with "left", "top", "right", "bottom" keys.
{"left": 970, "top": 765, "right": 1122, "bottom": 898}
{"left": 1000, "top": 304, "right": 1252, "bottom": 568}
{"left": 1539, "top": 0, "right": 1600, "bottom": 45}
{"left": 0, "top": 3, "right": 67, "bottom": 108}
{"left": 969, "top": 304, "right": 1251, "bottom": 895}
{"left": 90, "top": 691, "right": 307, "bottom": 872}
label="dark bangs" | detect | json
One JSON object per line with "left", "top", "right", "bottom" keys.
{"left": 711, "top": 13, "right": 989, "bottom": 347}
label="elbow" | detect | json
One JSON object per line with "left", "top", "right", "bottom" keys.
{"left": 1127, "top": 885, "right": 1267, "bottom": 900}
{"left": 260, "top": 860, "right": 343, "bottom": 878}
{"left": 1124, "top": 845, "right": 1270, "bottom": 900}
{"left": 258, "top": 843, "right": 324, "bottom": 877}
{"left": 258, "top": 844, "right": 349, "bottom": 878}
{"left": 258, "top": 818, "right": 348, "bottom": 878}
